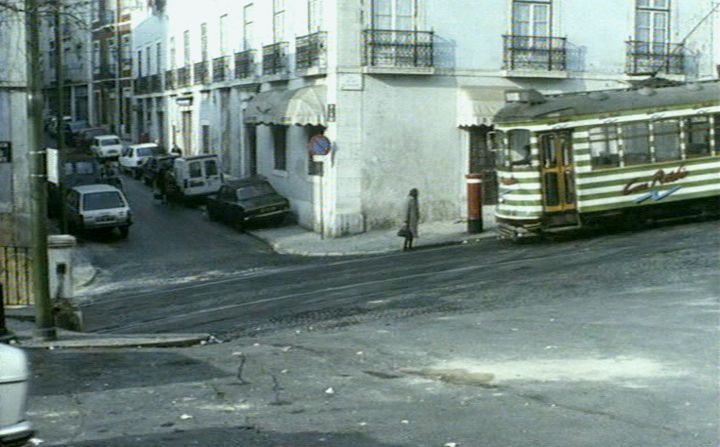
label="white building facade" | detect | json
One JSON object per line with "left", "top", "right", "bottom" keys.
{"left": 135, "top": 0, "right": 720, "bottom": 237}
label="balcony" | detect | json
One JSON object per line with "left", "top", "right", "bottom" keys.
{"left": 296, "top": 31, "right": 327, "bottom": 71}
{"left": 149, "top": 74, "right": 161, "bottom": 92}
{"left": 193, "top": 61, "right": 209, "bottom": 85}
{"left": 362, "top": 30, "right": 434, "bottom": 71}
{"left": 625, "top": 41, "right": 685, "bottom": 76}
{"left": 134, "top": 76, "right": 148, "bottom": 94}
{"left": 234, "top": 50, "right": 257, "bottom": 79}
{"left": 502, "top": 35, "right": 567, "bottom": 75}
{"left": 164, "top": 69, "right": 175, "bottom": 90}
{"left": 95, "top": 64, "right": 117, "bottom": 80}
{"left": 212, "top": 56, "right": 230, "bottom": 82}
{"left": 262, "top": 42, "right": 289, "bottom": 76}
{"left": 176, "top": 66, "right": 191, "bottom": 88}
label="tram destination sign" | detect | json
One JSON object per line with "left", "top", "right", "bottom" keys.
{"left": 0, "top": 141, "right": 11, "bottom": 163}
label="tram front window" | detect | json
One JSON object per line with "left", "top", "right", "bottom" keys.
{"left": 508, "top": 129, "right": 531, "bottom": 167}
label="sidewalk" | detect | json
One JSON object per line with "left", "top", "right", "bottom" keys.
{"left": 248, "top": 206, "right": 498, "bottom": 256}
{"left": 3, "top": 308, "right": 210, "bottom": 349}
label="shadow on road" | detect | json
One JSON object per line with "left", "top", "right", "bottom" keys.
{"left": 28, "top": 351, "right": 230, "bottom": 396}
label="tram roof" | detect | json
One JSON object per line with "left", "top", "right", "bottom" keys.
{"left": 493, "top": 79, "right": 720, "bottom": 125}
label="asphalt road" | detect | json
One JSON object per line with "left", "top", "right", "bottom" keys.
{"left": 28, "top": 218, "right": 720, "bottom": 447}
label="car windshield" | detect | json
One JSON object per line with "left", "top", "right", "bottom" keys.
{"left": 83, "top": 191, "right": 125, "bottom": 211}
{"left": 236, "top": 183, "right": 276, "bottom": 200}
{"left": 101, "top": 138, "right": 120, "bottom": 146}
{"left": 136, "top": 147, "right": 157, "bottom": 157}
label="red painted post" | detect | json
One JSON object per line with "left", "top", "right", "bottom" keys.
{"left": 466, "top": 173, "right": 483, "bottom": 233}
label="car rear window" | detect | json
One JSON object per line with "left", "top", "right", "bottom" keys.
{"left": 101, "top": 138, "right": 121, "bottom": 146}
{"left": 83, "top": 191, "right": 125, "bottom": 210}
{"left": 236, "top": 183, "right": 275, "bottom": 200}
{"left": 136, "top": 147, "right": 157, "bottom": 157}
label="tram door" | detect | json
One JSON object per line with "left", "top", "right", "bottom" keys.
{"left": 538, "top": 130, "right": 576, "bottom": 213}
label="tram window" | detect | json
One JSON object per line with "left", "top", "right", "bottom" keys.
{"left": 621, "top": 122, "right": 651, "bottom": 165}
{"left": 684, "top": 116, "right": 711, "bottom": 158}
{"left": 653, "top": 119, "right": 681, "bottom": 162}
{"left": 539, "top": 134, "right": 556, "bottom": 168}
{"left": 714, "top": 114, "right": 720, "bottom": 154}
{"left": 589, "top": 126, "right": 620, "bottom": 169}
{"left": 488, "top": 130, "right": 508, "bottom": 167}
{"left": 508, "top": 130, "right": 531, "bottom": 167}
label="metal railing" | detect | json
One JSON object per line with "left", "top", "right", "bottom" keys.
{"left": 502, "top": 35, "right": 567, "bottom": 71}
{"left": 1, "top": 246, "right": 32, "bottom": 306}
{"left": 234, "top": 50, "right": 256, "bottom": 79}
{"left": 193, "top": 60, "right": 209, "bottom": 85}
{"left": 176, "top": 66, "right": 191, "bottom": 87}
{"left": 96, "top": 64, "right": 117, "bottom": 80}
{"left": 625, "top": 41, "right": 685, "bottom": 75}
{"left": 362, "top": 30, "right": 434, "bottom": 68}
{"left": 149, "top": 74, "right": 161, "bottom": 92}
{"left": 296, "top": 31, "right": 327, "bottom": 70}
{"left": 212, "top": 56, "right": 230, "bottom": 82}
{"left": 134, "top": 76, "right": 148, "bottom": 94}
{"left": 164, "top": 69, "right": 175, "bottom": 90}
{"left": 262, "top": 42, "right": 289, "bottom": 75}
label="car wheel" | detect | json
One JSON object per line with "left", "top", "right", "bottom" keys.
{"left": 118, "top": 226, "right": 129, "bottom": 238}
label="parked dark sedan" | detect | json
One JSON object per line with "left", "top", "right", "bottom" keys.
{"left": 206, "top": 178, "right": 290, "bottom": 228}
{"left": 63, "top": 120, "right": 89, "bottom": 146}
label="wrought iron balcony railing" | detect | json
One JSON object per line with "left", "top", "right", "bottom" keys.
{"left": 625, "top": 41, "right": 685, "bottom": 76}
{"left": 134, "top": 76, "right": 148, "bottom": 94}
{"left": 212, "top": 56, "right": 230, "bottom": 82}
{"left": 193, "top": 60, "right": 209, "bottom": 85}
{"left": 149, "top": 74, "right": 161, "bottom": 92}
{"left": 164, "top": 69, "right": 175, "bottom": 90}
{"left": 362, "top": 30, "right": 434, "bottom": 68}
{"left": 96, "top": 64, "right": 117, "bottom": 80}
{"left": 502, "top": 35, "right": 567, "bottom": 71}
{"left": 296, "top": 31, "right": 327, "bottom": 70}
{"left": 262, "top": 42, "right": 289, "bottom": 76}
{"left": 176, "top": 66, "right": 190, "bottom": 88}
{"left": 234, "top": 50, "right": 257, "bottom": 79}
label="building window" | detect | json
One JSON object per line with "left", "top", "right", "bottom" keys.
{"left": 202, "top": 125, "right": 210, "bottom": 154}
{"left": 372, "top": 0, "right": 416, "bottom": 30}
{"left": 512, "top": 0, "right": 551, "bottom": 36}
{"left": 621, "top": 122, "right": 651, "bottom": 165}
{"left": 635, "top": 0, "right": 669, "bottom": 46}
{"left": 308, "top": 0, "right": 323, "bottom": 33}
{"left": 183, "top": 30, "right": 190, "bottom": 66}
{"left": 200, "top": 22, "right": 208, "bottom": 61}
{"left": 684, "top": 116, "right": 711, "bottom": 158}
{"left": 169, "top": 37, "right": 176, "bottom": 69}
{"left": 137, "top": 49, "right": 142, "bottom": 76}
{"left": 273, "top": 0, "right": 286, "bottom": 43}
{"left": 589, "top": 125, "right": 620, "bottom": 169}
{"left": 652, "top": 119, "right": 681, "bottom": 162}
{"left": 146, "top": 45, "right": 152, "bottom": 75}
{"left": 155, "top": 42, "right": 162, "bottom": 75}
{"left": 243, "top": 4, "right": 254, "bottom": 50}
{"left": 219, "top": 14, "right": 228, "bottom": 55}
{"left": 272, "top": 125, "right": 287, "bottom": 171}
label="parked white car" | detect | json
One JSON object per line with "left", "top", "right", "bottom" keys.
{"left": 90, "top": 135, "right": 123, "bottom": 160}
{"left": 119, "top": 143, "right": 165, "bottom": 178}
{"left": 0, "top": 344, "right": 34, "bottom": 447}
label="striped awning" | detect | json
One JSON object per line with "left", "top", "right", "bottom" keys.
{"left": 244, "top": 85, "right": 326, "bottom": 126}
{"left": 457, "top": 87, "right": 506, "bottom": 127}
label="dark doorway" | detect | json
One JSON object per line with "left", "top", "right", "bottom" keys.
{"left": 246, "top": 124, "right": 257, "bottom": 176}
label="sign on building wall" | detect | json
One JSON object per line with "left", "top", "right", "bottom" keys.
{"left": 0, "top": 141, "right": 11, "bottom": 163}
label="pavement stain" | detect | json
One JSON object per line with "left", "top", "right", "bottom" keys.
{"left": 401, "top": 368, "right": 496, "bottom": 387}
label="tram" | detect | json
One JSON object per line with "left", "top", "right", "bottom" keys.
{"left": 490, "top": 79, "right": 720, "bottom": 240}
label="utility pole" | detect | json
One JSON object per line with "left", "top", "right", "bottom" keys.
{"left": 54, "top": 0, "right": 67, "bottom": 233}
{"left": 114, "top": 0, "right": 122, "bottom": 136}
{"left": 26, "top": 0, "right": 57, "bottom": 341}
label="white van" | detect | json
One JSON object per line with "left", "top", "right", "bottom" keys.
{"left": 168, "top": 154, "right": 222, "bottom": 200}
{"left": 0, "top": 344, "right": 34, "bottom": 447}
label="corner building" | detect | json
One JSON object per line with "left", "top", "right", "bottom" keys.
{"left": 136, "top": 0, "right": 719, "bottom": 237}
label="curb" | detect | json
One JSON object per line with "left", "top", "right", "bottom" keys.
{"left": 13, "top": 332, "right": 211, "bottom": 350}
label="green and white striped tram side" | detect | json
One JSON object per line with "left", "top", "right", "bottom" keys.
{"left": 490, "top": 80, "right": 720, "bottom": 240}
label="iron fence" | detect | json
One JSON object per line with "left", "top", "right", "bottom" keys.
{"left": 212, "top": 56, "right": 230, "bottom": 82}
{"left": 164, "top": 69, "right": 175, "bottom": 90}
{"left": 262, "top": 42, "right": 289, "bottom": 76}
{"left": 625, "top": 41, "right": 685, "bottom": 75}
{"left": 502, "top": 35, "right": 567, "bottom": 71}
{"left": 1, "top": 246, "right": 32, "bottom": 306}
{"left": 176, "top": 66, "right": 190, "bottom": 87}
{"left": 234, "top": 50, "right": 257, "bottom": 79}
{"left": 362, "top": 30, "right": 434, "bottom": 68}
{"left": 296, "top": 31, "right": 327, "bottom": 70}
{"left": 193, "top": 60, "right": 209, "bottom": 85}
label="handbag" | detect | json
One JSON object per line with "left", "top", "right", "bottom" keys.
{"left": 397, "top": 225, "right": 411, "bottom": 238}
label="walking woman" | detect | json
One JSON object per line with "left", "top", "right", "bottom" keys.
{"left": 402, "top": 188, "right": 419, "bottom": 251}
